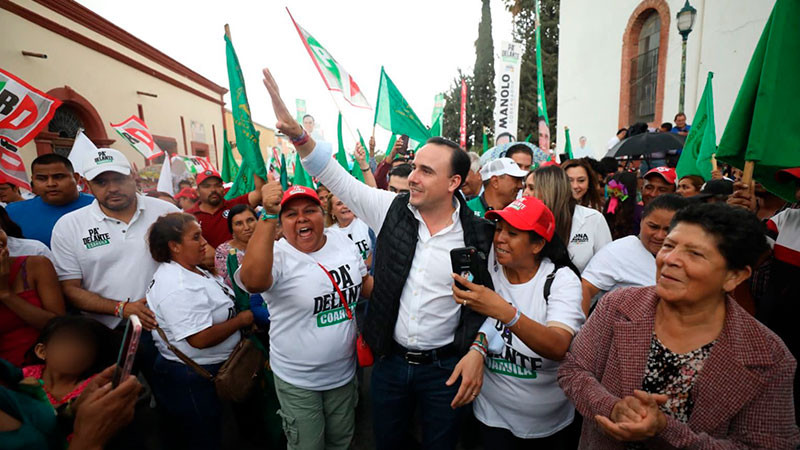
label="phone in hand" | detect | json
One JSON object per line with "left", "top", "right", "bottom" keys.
{"left": 450, "top": 247, "right": 484, "bottom": 291}
{"left": 112, "top": 315, "right": 142, "bottom": 388}
{"left": 398, "top": 134, "right": 410, "bottom": 155}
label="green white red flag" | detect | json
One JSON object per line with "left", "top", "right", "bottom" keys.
{"left": 287, "top": 9, "right": 370, "bottom": 109}
{"left": 0, "top": 68, "right": 61, "bottom": 147}
{"left": 110, "top": 115, "right": 164, "bottom": 160}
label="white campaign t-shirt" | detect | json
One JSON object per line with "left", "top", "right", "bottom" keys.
{"left": 235, "top": 228, "right": 366, "bottom": 391}
{"left": 474, "top": 257, "right": 584, "bottom": 438}
{"left": 8, "top": 236, "right": 53, "bottom": 260}
{"left": 147, "top": 262, "right": 240, "bottom": 365}
{"left": 332, "top": 217, "right": 371, "bottom": 261}
{"left": 582, "top": 235, "right": 656, "bottom": 292}
{"left": 567, "top": 205, "right": 612, "bottom": 273}
{"left": 51, "top": 195, "right": 179, "bottom": 328}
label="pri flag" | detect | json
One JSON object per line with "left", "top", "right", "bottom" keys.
{"left": 0, "top": 147, "right": 31, "bottom": 191}
{"left": 288, "top": 9, "right": 370, "bottom": 109}
{"left": 111, "top": 116, "right": 164, "bottom": 160}
{"left": 0, "top": 68, "right": 61, "bottom": 147}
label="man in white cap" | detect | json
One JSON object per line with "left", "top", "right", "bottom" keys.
{"left": 51, "top": 148, "right": 179, "bottom": 335}
{"left": 466, "top": 157, "right": 528, "bottom": 217}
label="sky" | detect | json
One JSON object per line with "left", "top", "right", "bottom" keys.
{"left": 76, "top": 0, "right": 515, "bottom": 148}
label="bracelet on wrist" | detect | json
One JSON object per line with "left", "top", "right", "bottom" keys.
{"left": 504, "top": 307, "right": 521, "bottom": 328}
{"left": 291, "top": 130, "right": 309, "bottom": 146}
{"left": 260, "top": 212, "right": 279, "bottom": 221}
{"left": 360, "top": 166, "right": 370, "bottom": 172}
{"left": 470, "top": 344, "right": 487, "bottom": 359}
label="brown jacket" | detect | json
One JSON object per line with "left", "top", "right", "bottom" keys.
{"left": 558, "top": 286, "right": 799, "bottom": 449}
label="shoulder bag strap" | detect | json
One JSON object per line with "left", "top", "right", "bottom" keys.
{"left": 543, "top": 266, "right": 558, "bottom": 304}
{"left": 316, "top": 263, "right": 353, "bottom": 321}
{"left": 154, "top": 327, "right": 214, "bottom": 380}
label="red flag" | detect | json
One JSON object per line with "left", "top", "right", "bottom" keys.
{"left": 459, "top": 79, "right": 468, "bottom": 149}
{"left": 0, "top": 68, "right": 62, "bottom": 147}
{"left": 110, "top": 115, "right": 164, "bottom": 160}
{"left": 0, "top": 148, "right": 31, "bottom": 191}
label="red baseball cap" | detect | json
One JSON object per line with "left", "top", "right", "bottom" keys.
{"left": 196, "top": 169, "right": 223, "bottom": 186}
{"left": 485, "top": 196, "right": 556, "bottom": 242}
{"left": 644, "top": 166, "right": 677, "bottom": 185}
{"left": 776, "top": 167, "right": 800, "bottom": 183}
{"left": 174, "top": 187, "right": 198, "bottom": 200}
{"left": 280, "top": 185, "right": 321, "bottom": 207}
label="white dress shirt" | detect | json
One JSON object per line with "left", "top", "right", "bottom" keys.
{"left": 304, "top": 143, "right": 466, "bottom": 350}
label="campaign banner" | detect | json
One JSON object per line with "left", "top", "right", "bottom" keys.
{"left": 110, "top": 115, "right": 164, "bottom": 160}
{"left": 493, "top": 41, "right": 523, "bottom": 143}
{"left": 0, "top": 68, "right": 61, "bottom": 147}
{"left": 459, "top": 78, "right": 468, "bottom": 149}
{"left": 0, "top": 147, "right": 31, "bottom": 191}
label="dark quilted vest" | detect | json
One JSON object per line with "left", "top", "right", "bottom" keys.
{"left": 363, "top": 193, "right": 495, "bottom": 358}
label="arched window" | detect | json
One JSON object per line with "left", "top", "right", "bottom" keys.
{"left": 630, "top": 12, "right": 660, "bottom": 124}
{"left": 47, "top": 105, "right": 84, "bottom": 157}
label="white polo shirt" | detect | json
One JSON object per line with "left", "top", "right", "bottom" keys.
{"left": 567, "top": 205, "right": 612, "bottom": 273}
{"left": 51, "top": 195, "right": 179, "bottom": 328}
{"left": 582, "top": 235, "right": 656, "bottom": 292}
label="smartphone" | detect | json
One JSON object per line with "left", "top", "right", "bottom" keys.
{"left": 112, "top": 315, "right": 142, "bottom": 388}
{"left": 450, "top": 247, "right": 485, "bottom": 291}
{"left": 398, "top": 134, "right": 410, "bottom": 155}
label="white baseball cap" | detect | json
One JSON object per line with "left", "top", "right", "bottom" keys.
{"left": 479, "top": 157, "right": 529, "bottom": 182}
{"left": 83, "top": 148, "right": 132, "bottom": 181}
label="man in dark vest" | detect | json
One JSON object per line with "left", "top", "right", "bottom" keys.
{"left": 263, "top": 69, "right": 495, "bottom": 449}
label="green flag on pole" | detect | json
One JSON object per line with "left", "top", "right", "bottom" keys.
{"left": 430, "top": 114, "right": 442, "bottom": 137}
{"left": 535, "top": 0, "right": 549, "bottom": 127}
{"left": 224, "top": 32, "right": 266, "bottom": 199}
{"left": 676, "top": 72, "right": 717, "bottom": 181}
{"left": 374, "top": 67, "right": 431, "bottom": 144}
{"left": 292, "top": 152, "right": 314, "bottom": 188}
{"left": 716, "top": 0, "right": 800, "bottom": 201}
{"left": 564, "top": 127, "right": 573, "bottom": 160}
{"left": 279, "top": 153, "right": 288, "bottom": 190}
{"left": 335, "top": 114, "right": 364, "bottom": 183}
{"left": 482, "top": 127, "right": 489, "bottom": 155}
{"left": 432, "top": 93, "right": 445, "bottom": 125}
{"left": 220, "top": 129, "right": 239, "bottom": 183}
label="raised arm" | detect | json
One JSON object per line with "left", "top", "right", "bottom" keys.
{"left": 239, "top": 182, "right": 282, "bottom": 293}
{"left": 354, "top": 143, "right": 377, "bottom": 188}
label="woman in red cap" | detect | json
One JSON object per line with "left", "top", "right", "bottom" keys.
{"left": 238, "top": 182, "right": 373, "bottom": 450}
{"left": 452, "top": 196, "right": 584, "bottom": 448}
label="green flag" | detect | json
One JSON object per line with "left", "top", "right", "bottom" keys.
{"left": 716, "top": 0, "right": 800, "bottom": 201}
{"left": 564, "top": 127, "right": 573, "bottom": 160}
{"left": 535, "top": 0, "right": 549, "bottom": 127}
{"left": 432, "top": 93, "right": 445, "bottom": 125}
{"left": 482, "top": 128, "right": 489, "bottom": 155}
{"left": 225, "top": 34, "right": 266, "bottom": 199}
{"left": 430, "top": 114, "right": 442, "bottom": 137}
{"left": 676, "top": 72, "right": 716, "bottom": 181}
{"left": 279, "top": 153, "right": 288, "bottom": 190}
{"left": 525, "top": 133, "right": 533, "bottom": 142}
{"left": 374, "top": 67, "right": 431, "bottom": 143}
{"left": 335, "top": 114, "right": 364, "bottom": 183}
{"left": 292, "top": 152, "right": 314, "bottom": 188}
{"left": 220, "top": 129, "right": 239, "bottom": 183}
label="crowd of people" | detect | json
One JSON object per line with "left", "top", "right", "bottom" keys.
{"left": 0, "top": 67, "right": 798, "bottom": 450}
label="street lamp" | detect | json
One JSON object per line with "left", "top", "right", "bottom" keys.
{"left": 677, "top": 0, "right": 697, "bottom": 113}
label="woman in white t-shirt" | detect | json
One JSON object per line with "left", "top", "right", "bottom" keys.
{"left": 452, "top": 196, "right": 585, "bottom": 448}
{"left": 325, "top": 194, "right": 372, "bottom": 265}
{"left": 238, "top": 184, "right": 373, "bottom": 450}
{"left": 146, "top": 212, "right": 254, "bottom": 450}
{"left": 581, "top": 194, "right": 689, "bottom": 314}
{"left": 526, "top": 166, "right": 612, "bottom": 272}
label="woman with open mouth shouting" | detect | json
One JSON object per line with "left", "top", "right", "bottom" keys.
{"left": 451, "top": 195, "right": 584, "bottom": 448}
{"left": 237, "top": 182, "right": 373, "bottom": 450}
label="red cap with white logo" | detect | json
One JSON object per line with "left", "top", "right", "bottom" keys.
{"left": 280, "top": 185, "right": 321, "bottom": 207}
{"left": 485, "top": 196, "right": 556, "bottom": 242}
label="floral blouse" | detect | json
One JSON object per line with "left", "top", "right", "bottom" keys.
{"left": 214, "top": 241, "right": 244, "bottom": 289}
{"left": 642, "top": 332, "right": 715, "bottom": 422}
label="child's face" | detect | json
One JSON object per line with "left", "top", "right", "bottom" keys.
{"left": 36, "top": 332, "right": 96, "bottom": 376}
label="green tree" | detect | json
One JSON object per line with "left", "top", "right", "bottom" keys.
{"left": 506, "top": 0, "right": 559, "bottom": 143}
{"left": 469, "top": 0, "right": 496, "bottom": 151}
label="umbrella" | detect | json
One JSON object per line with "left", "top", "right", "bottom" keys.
{"left": 605, "top": 132, "right": 686, "bottom": 158}
{"left": 480, "top": 141, "right": 550, "bottom": 166}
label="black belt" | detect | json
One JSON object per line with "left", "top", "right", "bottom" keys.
{"left": 391, "top": 341, "right": 456, "bottom": 365}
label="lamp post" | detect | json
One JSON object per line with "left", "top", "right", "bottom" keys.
{"left": 676, "top": 0, "right": 697, "bottom": 113}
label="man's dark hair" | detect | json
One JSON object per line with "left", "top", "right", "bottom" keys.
{"left": 388, "top": 163, "right": 412, "bottom": 180}
{"left": 227, "top": 204, "right": 257, "bottom": 233}
{"left": 643, "top": 193, "right": 688, "bottom": 219}
{"left": 670, "top": 202, "right": 768, "bottom": 270}
{"left": 31, "top": 153, "right": 74, "bottom": 173}
{"left": 600, "top": 156, "right": 619, "bottom": 175}
{"left": 627, "top": 122, "right": 649, "bottom": 137}
{"left": 302, "top": 114, "right": 314, "bottom": 122}
{"left": 674, "top": 112, "right": 686, "bottom": 120}
{"left": 426, "top": 137, "right": 469, "bottom": 186}
{"left": 584, "top": 157, "right": 604, "bottom": 177}
{"left": 616, "top": 128, "right": 628, "bottom": 136}
{"left": 505, "top": 144, "right": 533, "bottom": 160}
{"left": 178, "top": 179, "right": 193, "bottom": 188}
{"left": 660, "top": 122, "right": 673, "bottom": 131}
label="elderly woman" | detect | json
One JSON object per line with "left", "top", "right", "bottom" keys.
{"left": 238, "top": 183, "right": 373, "bottom": 450}
{"left": 558, "top": 203, "right": 799, "bottom": 448}
{"left": 146, "top": 213, "right": 253, "bottom": 450}
{"left": 214, "top": 204, "right": 258, "bottom": 288}
{"left": 452, "top": 196, "right": 584, "bottom": 447}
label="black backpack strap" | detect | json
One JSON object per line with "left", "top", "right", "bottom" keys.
{"left": 543, "top": 266, "right": 559, "bottom": 304}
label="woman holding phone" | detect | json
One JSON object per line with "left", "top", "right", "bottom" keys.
{"left": 146, "top": 212, "right": 253, "bottom": 450}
